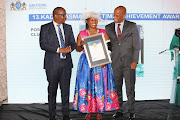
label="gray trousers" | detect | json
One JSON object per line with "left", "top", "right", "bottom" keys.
{"left": 112, "top": 57, "right": 136, "bottom": 114}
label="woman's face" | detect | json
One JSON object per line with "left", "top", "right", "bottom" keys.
{"left": 86, "top": 17, "right": 98, "bottom": 29}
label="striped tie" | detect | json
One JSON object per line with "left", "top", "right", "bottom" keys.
{"left": 57, "top": 24, "right": 66, "bottom": 57}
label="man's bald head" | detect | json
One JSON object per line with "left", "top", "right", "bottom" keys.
{"left": 115, "top": 6, "right": 126, "bottom": 15}
{"left": 113, "top": 6, "right": 126, "bottom": 23}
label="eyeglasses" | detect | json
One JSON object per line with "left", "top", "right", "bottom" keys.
{"left": 56, "top": 14, "right": 66, "bottom": 17}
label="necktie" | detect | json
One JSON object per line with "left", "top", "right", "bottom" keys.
{"left": 57, "top": 24, "right": 66, "bottom": 57}
{"left": 117, "top": 24, "right": 121, "bottom": 41}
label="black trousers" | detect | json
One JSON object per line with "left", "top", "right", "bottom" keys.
{"left": 45, "top": 67, "right": 72, "bottom": 117}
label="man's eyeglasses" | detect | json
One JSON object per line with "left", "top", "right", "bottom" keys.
{"left": 56, "top": 14, "right": 66, "bottom": 17}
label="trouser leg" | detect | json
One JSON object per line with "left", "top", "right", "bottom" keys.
{"left": 124, "top": 68, "right": 136, "bottom": 114}
{"left": 46, "top": 69, "right": 59, "bottom": 117}
{"left": 59, "top": 68, "right": 72, "bottom": 116}
{"left": 112, "top": 58, "right": 124, "bottom": 112}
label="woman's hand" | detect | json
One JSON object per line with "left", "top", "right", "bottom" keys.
{"left": 81, "top": 40, "right": 85, "bottom": 46}
{"left": 100, "top": 64, "right": 106, "bottom": 68}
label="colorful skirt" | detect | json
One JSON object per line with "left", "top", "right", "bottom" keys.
{"left": 73, "top": 53, "right": 119, "bottom": 113}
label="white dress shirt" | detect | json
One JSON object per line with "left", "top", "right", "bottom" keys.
{"left": 53, "top": 21, "right": 66, "bottom": 59}
{"left": 115, "top": 20, "right": 124, "bottom": 36}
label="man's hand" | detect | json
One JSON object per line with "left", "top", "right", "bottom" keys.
{"left": 131, "top": 62, "right": 137, "bottom": 69}
{"left": 59, "top": 46, "right": 71, "bottom": 54}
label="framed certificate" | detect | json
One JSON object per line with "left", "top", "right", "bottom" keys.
{"left": 82, "top": 33, "right": 112, "bottom": 68}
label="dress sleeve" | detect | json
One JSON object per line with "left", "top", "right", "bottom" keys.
{"left": 99, "top": 29, "right": 106, "bottom": 35}
{"left": 170, "top": 34, "right": 180, "bottom": 49}
{"left": 80, "top": 29, "right": 87, "bottom": 38}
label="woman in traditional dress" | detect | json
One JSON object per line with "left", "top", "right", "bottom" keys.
{"left": 73, "top": 10, "right": 119, "bottom": 120}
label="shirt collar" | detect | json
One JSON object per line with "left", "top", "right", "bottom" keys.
{"left": 53, "top": 20, "right": 62, "bottom": 27}
{"left": 115, "top": 20, "right": 124, "bottom": 26}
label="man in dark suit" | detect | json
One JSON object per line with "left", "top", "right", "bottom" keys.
{"left": 105, "top": 6, "right": 140, "bottom": 120}
{"left": 39, "top": 7, "right": 76, "bottom": 120}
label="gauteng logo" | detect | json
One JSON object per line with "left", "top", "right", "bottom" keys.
{"left": 10, "top": 0, "right": 27, "bottom": 11}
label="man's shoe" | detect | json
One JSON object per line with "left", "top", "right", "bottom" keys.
{"left": 129, "top": 113, "right": 135, "bottom": 120}
{"left": 112, "top": 111, "right": 123, "bottom": 118}
{"left": 49, "top": 116, "right": 56, "bottom": 120}
{"left": 63, "top": 115, "right": 72, "bottom": 120}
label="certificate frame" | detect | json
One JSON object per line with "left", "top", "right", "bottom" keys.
{"left": 82, "top": 33, "right": 112, "bottom": 68}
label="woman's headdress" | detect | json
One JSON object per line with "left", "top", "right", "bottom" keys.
{"left": 81, "top": 9, "right": 103, "bottom": 22}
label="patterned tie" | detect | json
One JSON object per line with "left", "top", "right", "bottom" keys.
{"left": 117, "top": 24, "right": 121, "bottom": 41}
{"left": 57, "top": 24, "right": 66, "bottom": 57}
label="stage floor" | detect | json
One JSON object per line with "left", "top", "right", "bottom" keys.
{"left": 0, "top": 100, "right": 180, "bottom": 120}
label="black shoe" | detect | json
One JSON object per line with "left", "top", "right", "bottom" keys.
{"left": 49, "top": 116, "right": 56, "bottom": 120}
{"left": 129, "top": 113, "right": 135, "bottom": 120}
{"left": 63, "top": 115, "right": 72, "bottom": 120}
{"left": 112, "top": 111, "right": 123, "bottom": 119}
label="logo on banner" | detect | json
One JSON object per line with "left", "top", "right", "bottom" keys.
{"left": 10, "top": 0, "right": 27, "bottom": 11}
{"left": 29, "top": 3, "right": 47, "bottom": 10}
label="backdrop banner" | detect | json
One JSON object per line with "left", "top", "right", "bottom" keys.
{"left": 6, "top": 0, "right": 180, "bottom": 103}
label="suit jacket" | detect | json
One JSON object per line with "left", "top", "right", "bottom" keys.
{"left": 39, "top": 22, "right": 76, "bottom": 70}
{"left": 105, "top": 20, "right": 140, "bottom": 67}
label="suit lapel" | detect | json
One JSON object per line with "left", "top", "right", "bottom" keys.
{"left": 120, "top": 20, "right": 128, "bottom": 42}
{"left": 110, "top": 22, "right": 119, "bottom": 41}
{"left": 63, "top": 23, "right": 68, "bottom": 46}
{"left": 49, "top": 22, "right": 59, "bottom": 43}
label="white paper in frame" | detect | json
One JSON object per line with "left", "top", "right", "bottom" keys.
{"left": 82, "top": 33, "right": 112, "bottom": 68}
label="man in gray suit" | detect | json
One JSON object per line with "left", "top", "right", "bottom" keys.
{"left": 105, "top": 6, "right": 140, "bottom": 120}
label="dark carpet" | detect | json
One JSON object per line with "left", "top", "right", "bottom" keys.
{"left": 0, "top": 100, "right": 180, "bottom": 120}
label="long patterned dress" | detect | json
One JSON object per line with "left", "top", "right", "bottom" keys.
{"left": 73, "top": 29, "right": 119, "bottom": 113}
